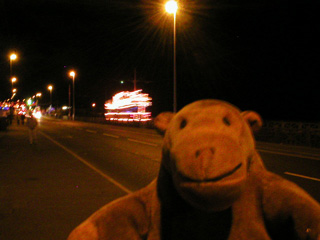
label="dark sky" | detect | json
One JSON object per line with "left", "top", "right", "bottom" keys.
{"left": 0, "top": 0, "right": 319, "bottom": 121}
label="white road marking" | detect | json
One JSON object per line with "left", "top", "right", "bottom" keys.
{"left": 258, "top": 149, "right": 320, "bottom": 161}
{"left": 110, "top": 128, "right": 159, "bottom": 137}
{"left": 127, "top": 138, "right": 158, "bottom": 147}
{"left": 103, "top": 133, "right": 120, "bottom": 138}
{"left": 86, "top": 129, "right": 97, "bottom": 133}
{"left": 284, "top": 172, "right": 320, "bottom": 182}
{"left": 39, "top": 131, "right": 132, "bottom": 194}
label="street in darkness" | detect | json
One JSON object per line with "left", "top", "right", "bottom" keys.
{"left": 0, "top": 117, "right": 319, "bottom": 239}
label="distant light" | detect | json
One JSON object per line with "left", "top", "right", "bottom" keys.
{"left": 92, "top": 103, "right": 96, "bottom": 107}
{"left": 70, "top": 71, "right": 75, "bottom": 77}
{"left": 10, "top": 53, "right": 17, "bottom": 61}
{"left": 12, "top": 88, "right": 17, "bottom": 93}
{"left": 62, "top": 106, "right": 68, "bottom": 110}
{"left": 11, "top": 77, "right": 17, "bottom": 83}
{"left": 120, "top": 80, "right": 124, "bottom": 84}
{"left": 165, "top": 0, "right": 178, "bottom": 14}
{"left": 48, "top": 85, "right": 53, "bottom": 91}
{"left": 34, "top": 111, "right": 42, "bottom": 119}
{"left": 27, "top": 98, "right": 32, "bottom": 106}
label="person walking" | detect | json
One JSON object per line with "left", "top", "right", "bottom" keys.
{"left": 26, "top": 114, "right": 38, "bottom": 144}
{"left": 20, "top": 114, "right": 25, "bottom": 125}
{"left": 16, "top": 114, "right": 20, "bottom": 125}
{"left": 8, "top": 106, "right": 14, "bottom": 125}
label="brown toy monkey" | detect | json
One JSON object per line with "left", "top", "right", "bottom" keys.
{"left": 68, "top": 99, "right": 320, "bottom": 240}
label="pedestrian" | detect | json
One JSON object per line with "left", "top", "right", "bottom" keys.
{"left": 16, "top": 114, "right": 20, "bottom": 125}
{"left": 7, "top": 106, "right": 14, "bottom": 125}
{"left": 26, "top": 114, "right": 38, "bottom": 144}
{"left": 20, "top": 114, "right": 25, "bottom": 125}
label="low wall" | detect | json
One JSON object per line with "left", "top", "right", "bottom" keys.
{"left": 256, "top": 121, "right": 320, "bottom": 148}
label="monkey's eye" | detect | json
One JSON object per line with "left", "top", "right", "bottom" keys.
{"left": 180, "top": 119, "right": 187, "bottom": 129}
{"left": 223, "top": 117, "right": 231, "bottom": 126}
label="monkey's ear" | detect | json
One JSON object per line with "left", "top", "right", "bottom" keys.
{"left": 241, "top": 111, "right": 263, "bottom": 134}
{"left": 154, "top": 112, "right": 175, "bottom": 136}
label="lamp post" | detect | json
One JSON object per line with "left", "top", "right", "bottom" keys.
{"left": 36, "top": 92, "right": 42, "bottom": 106}
{"left": 48, "top": 85, "right": 53, "bottom": 106}
{"left": 9, "top": 53, "right": 17, "bottom": 95}
{"left": 9, "top": 53, "right": 17, "bottom": 77}
{"left": 68, "top": 84, "right": 71, "bottom": 119}
{"left": 11, "top": 77, "right": 17, "bottom": 92}
{"left": 165, "top": 0, "right": 178, "bottom": 113}
{"left": 69, "top": 71, "right": 76, "bottom": 120}
{"left": 12, "top": 88, "right": 17, "bottom": 100}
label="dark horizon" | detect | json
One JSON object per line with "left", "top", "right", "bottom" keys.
{"left": 1, "top": 0, "right": 319, "bottom": 121}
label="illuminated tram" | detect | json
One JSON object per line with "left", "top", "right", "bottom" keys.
{"left": 104, "top": 90, "right": 152, "bottom": 122}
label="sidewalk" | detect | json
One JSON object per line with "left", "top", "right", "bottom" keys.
{"left": 0, "top": 122, "right": 127, "bottom": 240}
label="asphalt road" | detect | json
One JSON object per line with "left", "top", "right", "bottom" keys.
{"left": 39, "top": 117, "right": 320, "bottom": 202}
{"left": 1, "top": 117, "right": 319, "bottom": 239}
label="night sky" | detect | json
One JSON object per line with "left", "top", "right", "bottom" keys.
{"left": 0, "top": 0, "right": 319, "bottom": 121}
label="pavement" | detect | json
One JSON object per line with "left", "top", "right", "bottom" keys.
{"left": 0, "top": 121, "right": 127, "bottom": 240}
{"left": 0, "top": 120, "right": 319, "bottom": 240}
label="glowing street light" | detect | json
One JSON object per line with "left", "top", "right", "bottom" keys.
{"left": 165, "top": 0, "right": 178, "bottom": 14}
{"left": 69, "top": 71, "right": 76, "bottom": 120}
{"left": 11, "top": 77, "right": 17, "bottom": 91}
{"left": 48, "top": 85, "right": 53, "bottom": 106}
{"left": 9, "top": 53, "right": 17, "bottom": 77}
{"left": 35, "top": 92, "right": 42, "bottom": 106}
{"left": 9, "top": 53, "right": 18, "bottom": 95}
{"left": 12, "top": 88, "right": 17, "bottom": 100}
{"left": 10, "top": 53, "right": 17, "bottom": 61}
{"left": 165, "top": 0, "right": 178, "bottom": 113}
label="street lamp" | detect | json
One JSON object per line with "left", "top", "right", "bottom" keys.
{"left": 9, "top": 53, "right": 17, "bottom": 77}
{"left": 11, "top": 88, "right": 17, "bottom": 100}
{"left": 11, "top": 77, "right": 17, "bottom": 92}
{"left": 36, "top": 92, "right": 42, "bottom": 106}
{"left": 69, "top": 71, "right": 76, "bottom": 120}
{"left": 165, "top": 0, "right": 178, "bottom": 113}
{"left": 48, "top": 85, "right": 53, "bottom": 106}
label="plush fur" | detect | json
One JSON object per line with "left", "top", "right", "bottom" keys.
{"left": 68, "top": 99, "right": 320, "bottom": 240}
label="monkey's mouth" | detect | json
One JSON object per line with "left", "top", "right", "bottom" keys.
{"left": 178, "top": 163, "right": 242, "bottom": 183}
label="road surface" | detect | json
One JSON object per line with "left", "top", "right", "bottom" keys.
{"left": 40, "top": 117, "right": 320, "bottom": 201}
{"left": 1, "top": 117, "right": 319, "bottom": 239}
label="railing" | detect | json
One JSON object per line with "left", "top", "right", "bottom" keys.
{"left": 256, "top": 121, "right": 320, "bottom": 148}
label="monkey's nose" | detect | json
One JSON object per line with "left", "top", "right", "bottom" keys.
{"left": 195, "top": 147, "right": 215, "bottom": 159}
